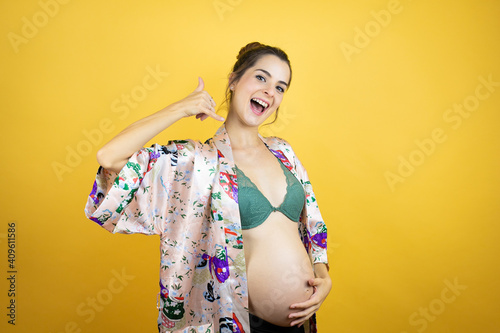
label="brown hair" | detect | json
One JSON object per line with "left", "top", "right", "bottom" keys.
{"left": 220, "top": 42, "right": 292, "bottom": 124}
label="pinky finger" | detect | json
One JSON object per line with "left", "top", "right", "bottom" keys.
{"left": 196, "top": 113, "right": 209, "bottom": 121}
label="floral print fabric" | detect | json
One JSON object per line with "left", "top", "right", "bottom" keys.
{"left": 84, "top": 124, "right": 328, "bottom": 333}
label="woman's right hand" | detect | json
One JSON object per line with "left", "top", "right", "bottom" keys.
{"left": 170, "top": 77, "right": 224, "bottom": 122}
{"left": 97, "top": 77, "right": 223, "bottom": 173}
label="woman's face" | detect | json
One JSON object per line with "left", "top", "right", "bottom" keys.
{"left": 229, "top": 54, "right": 291, "bottom": 128}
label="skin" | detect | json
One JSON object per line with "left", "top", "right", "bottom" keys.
{"left": 224, "top": 54, "right": 331, "bottom": 327}
{"left": 290, "top": 263, "right": 331, "bottom": 327}
{"left": 96, "top": 54, "right": 331, "bottom": 328}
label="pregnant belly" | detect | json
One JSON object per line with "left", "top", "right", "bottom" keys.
{"left": 243, "top": 216, "right": 315, "bottom": 327}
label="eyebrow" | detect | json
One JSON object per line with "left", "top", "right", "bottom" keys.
{"left": 255, "top": 69, "right": 289, "bottom": 87}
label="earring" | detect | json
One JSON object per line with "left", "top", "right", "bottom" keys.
{"left": 230, "top": 85, "right": 234, "bottom": 90}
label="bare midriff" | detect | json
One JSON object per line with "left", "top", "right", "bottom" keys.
{"left": 242, "top": 213, "right": 314, "bottom": 327}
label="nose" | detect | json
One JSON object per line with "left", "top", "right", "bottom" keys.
{"left": 263, "top": 83, "right": 274, "bottom": 97}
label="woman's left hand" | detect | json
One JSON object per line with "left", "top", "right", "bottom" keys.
{"left": 288, "top": 264, "right": 332, "bottom": 327}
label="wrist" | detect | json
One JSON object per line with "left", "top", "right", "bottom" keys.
{"left": 314, "top": 263, "right": 331, "bottom": 280}
{"left": 159, "top": 103, "right": 187, "bottom": 120}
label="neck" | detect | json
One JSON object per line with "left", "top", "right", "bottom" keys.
{"left": 224, "top": 114, "right": 262, "bottom": 150}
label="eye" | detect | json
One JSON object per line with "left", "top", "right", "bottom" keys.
{"left": 256, "top": 75, "right": 266, "bottom": 82}
{"left": 276, "top": 86, "right": 285, "bottom": 93}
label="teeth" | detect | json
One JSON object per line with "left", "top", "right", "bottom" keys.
{"left": 252, "top": 98, "right": 269, "bottom": 109}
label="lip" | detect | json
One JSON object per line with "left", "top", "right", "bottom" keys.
{"left": 252, "top": 97, "right": 270, "bottom": 107}
{"left": 249, "top": 97, "right": 270, "bottom": 116}
{"left": 249, "top": 100, "right": 263, "bottom": 116}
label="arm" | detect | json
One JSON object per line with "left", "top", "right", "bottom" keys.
{"left": 97, "top": 77, "right": 224, "bottom": 173}
{"left": 281, "top": 141, "right": 330, "bottom": 327}
{"left": 288, "top": 263, "right": 332, "bottom": 327}
{"left": 314, "top": 263, "right": 330, "bottom": 279}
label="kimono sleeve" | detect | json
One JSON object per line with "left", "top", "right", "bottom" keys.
{"left": 292, "top": 148, "right": 329, "bottom": 269}
{"left": 84, "top": 142, "right": 180, "bottom": 235}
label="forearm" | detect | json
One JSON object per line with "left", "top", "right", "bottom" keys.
{"left": 313, "top": 263, "right": 330, "bottom": 280}
{"left": 96, "top": 105, "right": 184, "bottom": 173}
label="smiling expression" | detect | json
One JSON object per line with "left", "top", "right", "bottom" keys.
{"left": 228, "top": 54, "right": 291, "bottom": 128}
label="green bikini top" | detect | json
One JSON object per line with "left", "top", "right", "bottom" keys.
{"left": 235, "top": 159, "right": 306, "bottom": 230}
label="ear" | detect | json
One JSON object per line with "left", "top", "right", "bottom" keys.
{"left": 228, "top": 72, "right": 238, "bottom": 88}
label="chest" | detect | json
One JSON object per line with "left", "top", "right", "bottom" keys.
{"left": 232, "top": 148, "right": 289, "bottom": 208}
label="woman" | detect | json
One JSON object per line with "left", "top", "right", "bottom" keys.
{"left": 85, "top": 42, "right": 331, "bottom": 333}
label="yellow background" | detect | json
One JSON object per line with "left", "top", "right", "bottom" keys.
{"left": 1, "top": 0, "right": 499, "bottom": 332}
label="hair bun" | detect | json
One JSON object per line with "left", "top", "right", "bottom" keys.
{"left": 237, "top": 42, "right": 263, "bottom": 60}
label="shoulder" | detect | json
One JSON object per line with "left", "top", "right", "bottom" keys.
{"left": 262, "top": 135, "right": 300, "bottom": 161}
{"left": 141, "top": 139, "right": 216, "bottom": 169}
{"left": 262, "top": 135, "right": 294, "bottom": 152}
{"left": 147, "top": 138, "right": 216, "bottom": 155}
{"left": 263, "top": 135, "right": 310, "bottom": 177}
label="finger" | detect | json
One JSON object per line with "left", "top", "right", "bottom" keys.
{"left": 193, "top": 77, "right": 204, "bottom": 93}
{"left": 198, "top": 94, "right": 216, "bottom": 111}
{"left": 291, "top": 319, "right": 307, "bottom": 328}
{"left": 289, "top": 304, "right": 318, "bottom": 319}
{"left": 197, "top": 113, "right": 209, "bottom": 121}
{"left": 291, "top": 318, "right": 306, "bottom": 328}
{"left": 290, "top": 294, "right": 319, "bottom": 310}
{"left": 203, "top": 91, "right": 216, "bottom": 107}
{"left": 308, "top": 277, "right": 321, "bottom": 287}
{"left": 290, "top": 310, "right": 316, "bottom": 327}
{"left": 288, "top": 306, "right": 319, "bottom": 323}
{"left": 289, "top": 298, "right": 320, "bottom": 318}
{"left": 290, "top": 314, "right": 314, "bottom": 327}
{"left": 201, "top": 107, "right": 224, "bottom": 122}
{"left": 201, "top": 101, "right": 217, "bottom": 116}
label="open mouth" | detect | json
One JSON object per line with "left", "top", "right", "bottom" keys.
{"left": 249, "top": 98, "right": 270, "bottom": 115}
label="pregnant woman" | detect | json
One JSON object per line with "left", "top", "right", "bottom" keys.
{"left": 85, "top": 42, "right": 331, "bottom": 333}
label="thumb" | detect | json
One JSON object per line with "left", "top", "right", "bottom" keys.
{"left": 193, "top": 77, "right": 204, "bottom": 92}
{"left": 308, "top": 278, "right": 321, "bottom": 287}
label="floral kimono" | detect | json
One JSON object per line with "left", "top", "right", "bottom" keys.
{"left": 84, "top": 124, "right": 328, "bottom": 333}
